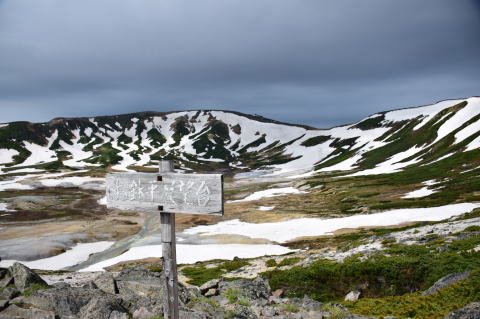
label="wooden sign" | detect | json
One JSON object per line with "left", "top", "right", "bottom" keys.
{"left": 105, "top": 161, "right": 224, "bottom": 319}
{"left": 106, "top": 172, "right": 223, "bottom": 215}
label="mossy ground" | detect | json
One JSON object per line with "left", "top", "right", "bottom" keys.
{"left": 182, "top": 259, "right": 250, "bottom": 286}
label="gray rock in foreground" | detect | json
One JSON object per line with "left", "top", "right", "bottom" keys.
{"left": 9, "top": 262, "right": 49, "bottom": 292}
{"left": 0, "top": 263, "right": 388, "bottom": 319}
{"left": 445, "top": 302, "right": 480, "bottom": 319}
{"left": 422, "top": 271, "right": 471, "bottom": 296}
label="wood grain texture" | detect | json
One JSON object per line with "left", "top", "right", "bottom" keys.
{"left": 106, "top": 172, "right": 223, "bottom": 215}
{"left": 159, "top": 160, "right": 179, "bottom": 319}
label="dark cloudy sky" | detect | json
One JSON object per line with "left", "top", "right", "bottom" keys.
{"left": 0, "top": 0, "right": 479, "bottom": 128}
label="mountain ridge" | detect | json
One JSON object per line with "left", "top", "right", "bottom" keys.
{"left": 0, "top": 97, "right": 479, "bottom": 176}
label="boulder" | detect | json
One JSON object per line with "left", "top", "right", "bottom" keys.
{"left": 0, "top": 287, "right": 20, "bottom": 300}
{"left": 345, "top": 290, "right": 361, "bottom": 301}
{"left": 204, "top": 288, "right": 217, "bottom": 297}
{"left": 8, "top": 262, "right": 48, "bottom": 292}
{"left": 301, "top": 296, "right": 323, "bottom": 312}
{"left": 229, "top": 305, "right": 258, "bottom": 319}
{"left": 93, "top": 272, "right": 118, "bottom": 294}
{"left": 218, "top": 277, "right": 271, "bottom": 300}
{"left": 445, "top": 302, "right": 480, "bottom": 319}
{"left": 199, "top": 278, "right": 221, "bottom": 294}
{"left": 21, "top": 286, "right": 108, "bottom": 317}
{"left": 132, "top": 306, "right": 157, "bottom": 319}
{"left": 272, "top": 289, "right": 284, "bottom": 298}
{"left": 0, "top": 271, "right": 13, "bottom": 289}
{"left": 115, "top": 266, "right": 165, "bottom": 298}
{"left": 78, "top": 294, "right": 129, "bottom": 319}
{"left": 0, "top": 269, "right": 6, "bottom": 280}
{"left": 0, "top": 300, "right": 8, "bottom": 312}
{"left": 121, "top": 294, "right": 163, "bottom": 316}
{"left": 422, "top": 271, "right": 471, "bottom": 296}
{"left": 0, "top": 304, "right": 56, "bottom": 319}
{"left": 179, "top": 308, "right": 209, "bottom": 319}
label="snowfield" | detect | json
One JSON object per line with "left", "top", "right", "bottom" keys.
{"left": 0, "top": 241, "right": 114, "bottom": 270}
{"left": 80, "top": 244, "right": 293, "bottom": 272}
{"left": 184, "top": 203, "right": 480, "bottom": 243}
{"left": 228, "top": 187, "right": 306, "bottom": 203}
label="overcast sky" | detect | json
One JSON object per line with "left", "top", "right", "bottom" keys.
{"left": 0, "top": 0, "right": 479, "bottom": 128}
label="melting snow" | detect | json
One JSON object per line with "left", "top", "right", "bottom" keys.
{"left": 257, "top": 206, "right": 275, "bottom": 211}
{"left": 0, "top": 241, "right": 114, "bottom": 270}
{"left": 0, "top": 149, "right": 18, "bottom": 164}
{"left": 39, "top": 176, "right": 105, "bottom": 188}
{"left": 402, "top": 187, "right": 436, "bottom": 198}
{"left": 184, "top": 203, "right": 480, "bottom": 243}
{"left": 80, "top": 244, "right": 293, "bottom": 272}
{"left": 228, "top": 187, "right": 306, "bottom": 203}
{"left": 348, "top": 146, "right": 422, "bottom": 176}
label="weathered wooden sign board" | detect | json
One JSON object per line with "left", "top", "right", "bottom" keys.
{"left": 106, "top": 172, "right": 224, "bottom": 215}
{"left": 105, "top": 161, "right": 224, "bottom": 319}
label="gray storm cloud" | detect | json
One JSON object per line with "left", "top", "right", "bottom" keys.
{"left": 0, "top": 0, "right": 479, "bottom": 127}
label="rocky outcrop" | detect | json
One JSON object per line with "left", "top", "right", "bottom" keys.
{"left": 8, "top": 262, "right": 48, "bottom": 292}
{"left": 218, "top": 277, "right": 271, "bottom": 300}
{"left": 422, "top": 271, "right": 471, "bottom": 296}
{"left": 78, "top": 295, "right": 129, "bottom": 319}
{"left": 0, "top": 263, "right": 48, "bottom": 293}
{"left": 0, "top": 304, "right": 56, "bottom": 319}
{"left": 445, "top": 302, "right": 480, "bottom": 319}
{"left": 0, "top": 263, "right": 383, "bottom": 319}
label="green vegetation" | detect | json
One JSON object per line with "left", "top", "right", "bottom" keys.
{"left": 352, "top": 115, "right": 385, "bottom": 130}
{"left": 282, "top": 303, "right": 300, "bottom": 313}
{"left": 265, "top": 259, "right": 277, "bottom": 267}
{"left": 147, "top": 128, "right": 167, "bottom": 147}
{"left": 85, "top": 142, "right": 122, "bottom": 166}
{"left": 23, "top": 283, "right": 51, "bottom": 297}
{"left": 322, "top": 304, "right": 350, "bottom": 319}
{"left": 187, "top": 296, "right": 221, "bottom": 311}
{"left": 345, "top": 270, "right": 480, "bottom": 319}
{"left": 277, "top": 257, "right": 302, "bottom": 267}
{"left": 222, "top": 288, "right": 250, "bottom": 305}
{"left": 263, "top": 240, "right": 480, "bottom": 302}
{"left": 182, "top": 259, "right": 250, "bottom": 286}
{"left": 149, "top": 266, "right": 163, "bottom": 273}
{"left": 463, "top": 225, "right": 480, "bottom": 232}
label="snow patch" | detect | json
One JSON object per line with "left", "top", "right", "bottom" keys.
{"left": 0, "top": 241, "right": 114, "bottom": 270}
{"left": 229, "top": 187, "right": 306, "bottom": 203}
{"left": 80, "top": 244, "right": 293, "bottom": 272}
{"left": 257, "top": 206, "right": 275, "bottom": 211}
{"left": 402, "top": 187, "right": 436, "bottom": 198}
{"left": 0, "top": 149, "right": 18, "bottom": 164}
{"left": 185, "top": 203, "right": 480, "bottom": 243}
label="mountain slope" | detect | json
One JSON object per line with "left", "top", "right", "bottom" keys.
{"left": 0, "top": 97, "right": 479, "bottom": 175}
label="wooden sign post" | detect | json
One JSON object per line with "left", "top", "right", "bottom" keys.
{"left": 106, "top": 160, "right": 224, "bottom": 319}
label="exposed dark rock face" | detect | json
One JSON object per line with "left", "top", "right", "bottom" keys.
{"left": 422, "top": 271, "right": 471, "bottom": 296}
{"left": 445, "top": 303, "right": 480, "bottom": 319}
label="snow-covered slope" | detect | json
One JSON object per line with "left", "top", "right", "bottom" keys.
{"left": 0, "top": 97, "right": 479, "bottom": 176}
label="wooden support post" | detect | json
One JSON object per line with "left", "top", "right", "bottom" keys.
{"left": 159, "top": 160, "right": 179, "bottom": 319}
